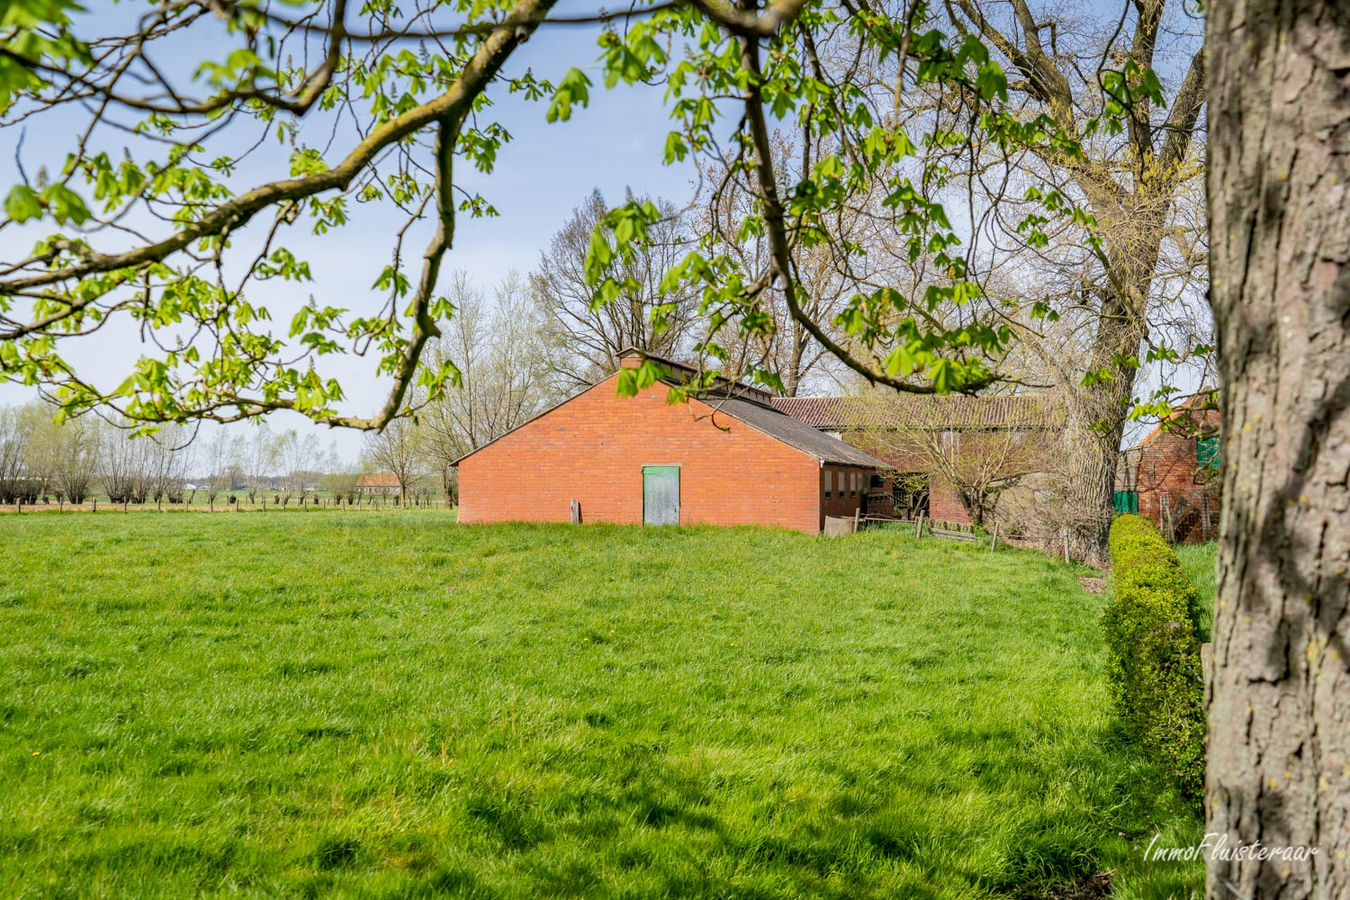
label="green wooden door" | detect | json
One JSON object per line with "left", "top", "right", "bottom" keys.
{"left": 643, "top": 466, "right": 680, "bottom": 526}
{"left": 1197, "top": 435, "right": 1220, "bottom": 470}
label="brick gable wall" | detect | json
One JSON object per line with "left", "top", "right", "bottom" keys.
{"left": 1134, "top": 409, "right": 1221, "bottom": 543}
{"left": 457, "top": 375, "right": 837, "bottom": 532}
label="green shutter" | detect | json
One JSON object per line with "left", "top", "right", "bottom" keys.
{"left": 1112, "top": 490, "right": 1139, "bottom": 515}
{"left": 1197, "top": 436, "right": 1220, "bottom": 469}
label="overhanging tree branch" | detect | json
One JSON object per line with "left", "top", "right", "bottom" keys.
{"left": 737, "top": 19, "right": 995, "bottom": 396}
{"left": 0, "top": 0, "right": 555, "bottom": 303}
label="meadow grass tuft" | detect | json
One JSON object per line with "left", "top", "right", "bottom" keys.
{"left": 0, "top": 512, "right": 1202, "bottom": 898}
{"left": 1175, "top": 542, "right": 1218, "bottom": 643}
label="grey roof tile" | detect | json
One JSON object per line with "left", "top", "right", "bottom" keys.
{"left": 693, "top": 391, "right": 892, "bottom": 468}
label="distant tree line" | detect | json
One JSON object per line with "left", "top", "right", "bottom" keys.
{"left": 1, "top": 404, "right": 116, "bottom": 505}
{"left": 0, "top": 406, "right": 370, "bottom": 508}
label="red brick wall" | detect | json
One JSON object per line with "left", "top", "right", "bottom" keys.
{"left": 927, "top": 478, "right": 970, "bottom": 525}
{"left": 457, "top": 375, "right": 827, "bottom": 532}
{"left": 1135, "top": 412, "right": 1221, "bottom": 543}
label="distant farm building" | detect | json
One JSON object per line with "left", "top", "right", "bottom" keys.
{"left": 1116, "top": 395, "right": 1220, "bottom": 544}
{"left": 772, "top": 394, "right": 1066, "bottom": 527}
{"left": 356, "top": 473, "right": 401, "bottom": 495}
{"left": 453, "top": 351, "right": 892, "bottom": 533}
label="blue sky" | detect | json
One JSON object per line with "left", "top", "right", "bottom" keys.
{"left": 0, "top": 8, "right": 701, "bottom": 460}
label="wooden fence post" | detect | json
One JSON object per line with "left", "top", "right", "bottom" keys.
{"left": 914, "top": 512, "right": 925, "bottom": 539}
{"left": 990, "top": 522, "right": 999, "bottom": 551}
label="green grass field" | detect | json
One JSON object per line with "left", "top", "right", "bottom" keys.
{"left": 1175, "top": 542, "right": 1218, "bottom": 642}
{"left": 0, "top": 513, "right": 1202, "bottom": 898}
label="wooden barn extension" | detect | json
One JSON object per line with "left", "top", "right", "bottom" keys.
{"left": 453, "top": 351, "right": 892, "bottom": 533}
{"left": 771, "top": 393, "right": 1065, "bottom": 527}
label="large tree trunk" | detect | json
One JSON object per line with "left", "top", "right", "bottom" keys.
{"left": 1057, "top": 271, "right": 1151, "bottom": 566}
{"left": 1049, "top": 139, "right": 1167, "bottom": 564}
{"left": 1055, "top": 415, "right": 1119, "bottom": 565}
{"left": 1207, "top": 1, "right": 1350, "bottom": 896}
{"left": 1057, "top": 375, "right": 1135, "bottom": 565}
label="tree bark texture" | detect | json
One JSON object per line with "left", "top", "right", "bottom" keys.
{"left": 1056, "top": 372, "right": 1137, "bottom": 566}
{"left": 1207, "top": 0, "right": 1350, "bottom": 896}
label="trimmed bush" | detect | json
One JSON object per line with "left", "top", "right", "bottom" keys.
{"left": 1102, "top": 515, "right": 1206, "bottom": 798}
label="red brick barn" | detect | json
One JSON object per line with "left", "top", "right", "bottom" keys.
{"left": 1116, "top": 394, "right": 1220, "bottom": 543}
{"left": 453, "top": 351, "right": 892, "bottom": 533}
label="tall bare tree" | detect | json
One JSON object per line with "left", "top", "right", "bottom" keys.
{"left": 50, "top": 414, "right": 101, "bottom": 504}
{"left": 532, "top": 190, "right": 700, "bottom": 390}
{"left": 277, "top": 429, "right": 321, "bottom": 502}
{"left": 696, "top": 136, "right": 854, "bottom": 396}
{"left": 100, "top": 424, "right": 148, "bottom": 504}
{"left": 202, "top": 429, "right": 242, "bottom": 507}
{"left": 242, "top": 426, "right": 278, "bottom": 504}
{"left": 0, "top": 406, "right": 34, "bottom": 504}
{"left": 363, "top": 414, "right": 423, "bottom": 506}
{"left": 874, "top": 0, "right": 1209, "bottom": 561}
{"left": 147, "top": 427, "right": 194, "bottom": 504}
{"left": 421, "top": 273, "right": 549, "bottom": 501}
{"left": 97, "top": 422, "right": 186, "bottom": 504}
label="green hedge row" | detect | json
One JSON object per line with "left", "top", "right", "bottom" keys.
{"left": 1102, "top": 515, "right": 1206, "bottom": 798}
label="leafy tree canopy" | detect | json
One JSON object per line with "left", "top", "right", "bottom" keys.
{"left": 0, "top": 0, "right": 1168, "bottom": 432}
